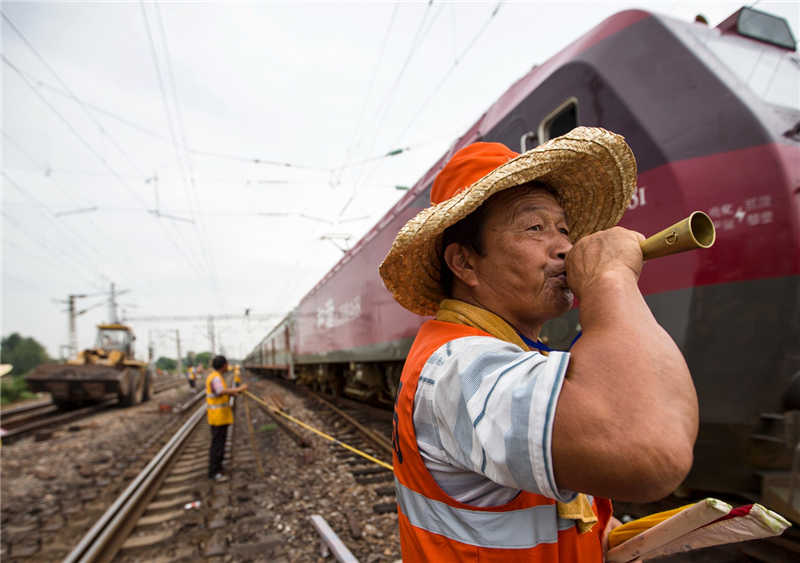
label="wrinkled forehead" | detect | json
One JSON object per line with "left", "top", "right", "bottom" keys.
{"left": 482, "top": 183, "right": 567, "bottom": 225}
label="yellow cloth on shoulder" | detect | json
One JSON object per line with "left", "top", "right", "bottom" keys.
{"left": 435, "top": 298, "right": 598, "bottom": 533}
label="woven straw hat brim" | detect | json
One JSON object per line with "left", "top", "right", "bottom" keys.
{"left": 378, "top": 127, "right": 637, "bottom": 317}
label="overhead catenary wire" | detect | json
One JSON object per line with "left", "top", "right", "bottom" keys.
{"left": 2, "top": 130, "right": 204, "bottom": 278}
{"left": 349, "top": 2, "right": 502, "bottom": 206}
{"left": 139, "top": 1, "right": 214, "bottom": 280}
{"left": 395, "top": 2, "right": 503, "bottom": 146}
{"left": 1, "top": 210, "right": 107, "bottom": 289}
{"left": 1, "top": 10, "right": 150, "bottom": 180}
{"left": 3, "top": 60, "right": 419, "bottom": 175}
{"left": 353, "top": 0, "right": 441, "bottom": 192}
{"left": 149, "top": 1, "right": 225, "bottom": 308}
{"left": 331, "top": 3, "right": 400, "bottom": 189}
{"left": 2, "top": 171, "right": 115, "bottom": 281}
{"left": 1, "top": 54, "right": 209, "bottom": 278}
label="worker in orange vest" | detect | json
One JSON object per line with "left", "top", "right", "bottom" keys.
{"left": 206, "top": 355, "right": 247, "bottom": 482}
{"left": 379, "top": 129, "right": 698, "bottom": 561}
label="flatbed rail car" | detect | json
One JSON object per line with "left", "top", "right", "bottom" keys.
{"left": 246, "top": 6, "right": 800, "bottom": 513}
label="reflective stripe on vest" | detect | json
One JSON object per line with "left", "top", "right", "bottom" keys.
{"left": 205, "top": 371, "right": 233, "bottom": 426}
{"left": 393, "top": 320, "right": 611, "bottom": 561}
{"left": 396, "top": 478, "right": 577, "bottom": 549}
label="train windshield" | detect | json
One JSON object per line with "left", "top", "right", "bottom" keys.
{"left": 705, "top": 37, "right": 799, "bottom": 110}
{"left": 685, "top": 23, "right": 800, "bottom": 111}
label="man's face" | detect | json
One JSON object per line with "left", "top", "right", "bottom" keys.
{"left": 470, "top": 187, "right": 574, "bottom": 332}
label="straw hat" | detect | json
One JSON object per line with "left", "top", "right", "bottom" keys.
{"left": 379, "top": 126, "right": 637, "bottom": 316}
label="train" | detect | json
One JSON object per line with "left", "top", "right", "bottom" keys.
{"left": 245, "top": 6, "right": 800, "bottom": 517}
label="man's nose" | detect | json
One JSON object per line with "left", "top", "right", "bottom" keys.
{"left": 554, "top": 234, "right": 572, "bottom": 260}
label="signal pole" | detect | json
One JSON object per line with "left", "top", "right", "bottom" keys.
{"left": 175, "top": 329, "right": 183, "bottom": 375}
{"left": 207, "top": 316, "right": 216, "bottom": 356}
{"left": 68, "top": 295, "right": 79, "bottom": 356}
{"left": 59, "top": 293, "right": 88, "bottom": 358}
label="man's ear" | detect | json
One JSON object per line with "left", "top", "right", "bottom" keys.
{"left": 443, "top": 243, "right": 479, "bottom": 287}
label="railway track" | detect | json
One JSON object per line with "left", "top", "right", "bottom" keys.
{"left": 64, "top": 404, "right": 207, "bottom": 562}
{"left": 303, "top": 390, "right": 397, "bottom": 516}
{"left": 0, "top": 397, "right": 118, "bottom": 444}
{"left": 63, "top": 389, "right": 289, "bottom": 562}
{"left": 0, "top": 375, "right": 190, "bottom": 444}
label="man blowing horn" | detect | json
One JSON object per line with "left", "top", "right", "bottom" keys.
{"left": 379, "top": 127, "right": 699, "bottom": 562}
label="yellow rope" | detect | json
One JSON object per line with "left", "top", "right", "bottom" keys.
{"left": 244, "top": 391, "right": 394, "bottom": 472}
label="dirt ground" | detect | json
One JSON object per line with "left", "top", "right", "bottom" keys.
{"left": 1, "top": 377, "right": 402, "bottom": 562}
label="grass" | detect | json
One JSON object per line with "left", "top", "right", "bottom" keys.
{"left": 258, "top": 422, "right": 277, "bottom": 433}
{"left": 0, "top": 375, "right": 36, "bottom": 405}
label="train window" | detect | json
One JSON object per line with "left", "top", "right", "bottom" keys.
{"left": 520, "top": 131, "right": 538, "bottom": 152}
{"left": 538, "top": 97, "right": 578, "bottom": 143}
{"left": 736, "top": 7, "right": 796, "bottom": 51}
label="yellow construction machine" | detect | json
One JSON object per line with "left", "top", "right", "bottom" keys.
{"left": 26, "top": 324, "right": 151, "bottom": 407}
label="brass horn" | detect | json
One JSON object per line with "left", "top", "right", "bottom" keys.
{"left": 640, "top": 211, "right": 716, "bottom": 260}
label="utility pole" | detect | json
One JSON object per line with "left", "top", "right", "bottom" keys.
{"left": 207, "top": 316, "right": 216, "bottom": 356}
{"left": 109, "top": 283, "right": 116, "bottom": 323}
{"left": 68, "top": 295, "right": 79, "bottom": 357}
{"left": 175, "top": 329, "right": 183, "bottom": 375}
{"left": 59, "top": 293, "right": 88, "bottom": 358}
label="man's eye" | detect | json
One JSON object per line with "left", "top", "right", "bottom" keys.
{"left": 559, "top": 227, "right": 570, "bottom": 236}
{"left": 528, "top": 225, "right": 543, "bottom": 231}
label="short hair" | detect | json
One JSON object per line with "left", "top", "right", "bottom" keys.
{"left": 440, "top": 204, "right": 488, "bottom": 295}
{"left": 439, "top": 181, "right": 556, "bottom": 295}
{"left": 212, "top": 355, "right": 228, "bottom": 371}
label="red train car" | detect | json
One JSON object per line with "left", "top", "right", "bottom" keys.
{"left": 246, "top": 6, "right": 800, "bottom": 508}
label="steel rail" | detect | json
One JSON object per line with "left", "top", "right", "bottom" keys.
{"left": 64, "top": 404, "right": 206, "bottom": 563}
{"left": 0, "top": 403, "right": 59, "bottom": 428}
{"left": 0, "top": 398, "right": 54, "bottom": 417}
{"left": 1, "top": 398, "right": 118, "bottom": 443}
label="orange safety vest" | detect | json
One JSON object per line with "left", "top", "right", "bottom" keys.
{"left": 393, "top": 320, "right": 612, "bottom": 562}
{"left": 205, "top": 370, "right": 233, "bottom": 426}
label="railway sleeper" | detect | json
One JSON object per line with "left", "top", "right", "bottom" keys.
{"left": 351, "top": 466, "right": 389, "bottom": 476}
{"left": 373, "top": 502, "right": 398, "bottom": 514}
{"left": 355, "top": 473, "right": 393, "bottom": 485}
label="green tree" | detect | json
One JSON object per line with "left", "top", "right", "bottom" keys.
{"left": 194, "top": 351, "right": 212, "bottom": 367}
{"left": 156, "top": 356, "right": 177, "bottom": 371}
{"left": 1, "top": 332, "right": 50, "bottom": 376}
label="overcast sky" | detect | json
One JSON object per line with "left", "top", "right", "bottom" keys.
{"left": 2, "top": 0, "right": 798, "bottom": 362}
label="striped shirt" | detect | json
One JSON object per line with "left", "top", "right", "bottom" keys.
{"left": 210, "top": 374, "right": 224, "bottom": 396}
{"left": 413, "top": 335, "right": 576, "bottom": 507}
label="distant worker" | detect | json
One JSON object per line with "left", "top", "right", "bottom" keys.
{"left": 379, "top": 128, "right": 698, "bottom": 560}
{"left": 233, "top": 364, "right": 242, "bottom": 386}
{"left": 187, "top": 366, "right": 197, "bottom": 388}
{"left": 206, "top": 355, "right": 248, "bottom": 482}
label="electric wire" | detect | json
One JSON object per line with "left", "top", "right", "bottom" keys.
{"left": 4, "top": 61, "right": 414, "bottom": 174}
{"left": 2, "top": 52, "right": 208, "bottom": 277}
{"left": 138, "top": 1, "right": 211, "bottom": 279}
{"left": 1, "top": 210, "right": 106, "bottom": 288}
{"left": 154, "top": 2, "right": 224, "bottom": 309}
{"left": 1, "top": 10, "right": 150, "bottom": 180}
{"left": 2, "top": 125, "right": 206, "bottom": 280}
{"left": 395, "top": 2, "right": 503, "bottom": 146}
{"left": 2, "top": 171, "right": 115, "bottom": 281}
{"left": 332, "top": 3, "right": 400, "bottom": 188}
{"left": 353, "top": 0, "right": 440, "bottom": 191}
{"left": 349, "top": 2, "right": 502, "bottom": 206}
